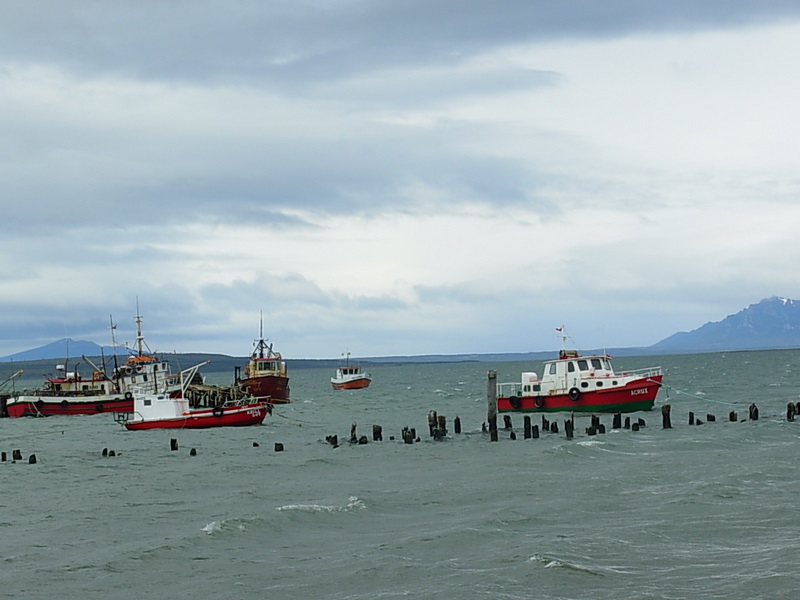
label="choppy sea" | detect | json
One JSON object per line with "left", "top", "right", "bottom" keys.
{"left": 2, "top": 349, "right": 800, "bottom": 599}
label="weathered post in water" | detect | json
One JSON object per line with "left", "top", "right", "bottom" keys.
{"left": 487, "top": 370, "right": 498, "bottom": 442}
{"left": 523, "top": 415, "right": 531, "bottom": 439}
{"left": 787, "top": 403, "right": 796, "bottom": 422}
{"left": 749, "top": 403, "right": 759, "bottom": 421}
{"left": 661, "top": 404, "right": 672, "bottom": 429}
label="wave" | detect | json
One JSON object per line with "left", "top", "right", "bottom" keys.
{"left": 276, "top": 495, "right": 366, "bottom": 513}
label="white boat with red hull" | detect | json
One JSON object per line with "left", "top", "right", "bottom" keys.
{"left": 330, "top": 352, "right": 371, "bottom": 390}
{"left": 115, "top": 362, "right": 270, "bottom": 430}
{"left": 497, "top": 330, "right": 663, "bottom": 414}
{"left": 6, "top": 313, "right": 177, "bottom": 417}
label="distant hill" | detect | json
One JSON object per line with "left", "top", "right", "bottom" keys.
{"left": 650, "top": 296, "right": 800, "bottom": 353}
{"left": 0, "top": 338, "right": 116, "bottom": 362}
{"left": 3, "top": 297, "right": 800, "bottom": 367}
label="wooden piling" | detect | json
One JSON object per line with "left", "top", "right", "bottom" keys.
{"left": 170, "top": 438, "right": 179, "bottom": 451}
{"left": 487, "top": 370, "right": 498, "bottom": 442}
{"left": 661, "top": 404, "right": 671, "bottom": 429}
{"left": 274, "top": 442, "right": 284, "bottom": 452}
{"left": 428, "top": 411, "right": 437, "bottom": 436}
{"left": 503, "top": 414, "right": 512, "bottom": 430}
{"left": 350, "top": 422, "right": 358, "bottom": 443}
{"left": 612, "top": 413, "right": 621, "bottom": 429}
{"left": 624, "top": 416, "right": 630, "bottom": 429}
{"left": 788, "top": 403, "right": 796, "bottom": 421}
{"left": 565, "top": 419, "right": 574, "bottom": 439}
{"left": 28, "top": 454, "right": 37, "bottom": 464}
{"left": 523, "top": 415, "right": 531, "bottom": 439}
{"left": 190, "top": 448, "right": 197, "bottom": 456}
{"left": 12, "top": 449, "right": 22, "bottom": 461}
{"left": 689, "top": 411, "right": 695, "bottom": 425}
{"left": 454, "top": 416, "right": 461, "bottom": 434}
{"left": 402, "top": 427, "right": 414, "bottom": 444}
{"left": 748, "top": 403, "right": 759, "bottom": 421}
{"left": 729, "top": 411, "right": 738, "bottom": 422}
{"left": 373, "top": 424, "right": 383, "bottom": 441}
{"left": 706, "top": 414, "right": 716, "bottom": 422}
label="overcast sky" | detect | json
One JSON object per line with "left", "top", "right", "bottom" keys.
{"left": 2, "top": 1, "right": 800, "bottom": 359}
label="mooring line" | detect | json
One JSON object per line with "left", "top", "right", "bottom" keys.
{"left": 648, "top": 378, "right": 739, "bottom": 407}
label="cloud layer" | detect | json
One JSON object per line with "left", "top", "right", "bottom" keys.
{"left": 2, "top": 1, "right": 800, "bottom": 358}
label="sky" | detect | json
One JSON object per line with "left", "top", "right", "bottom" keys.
{"left": 2, "top": 1, "right": 800, "bottom": 359}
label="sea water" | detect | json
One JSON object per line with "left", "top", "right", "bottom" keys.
{"left": 2, "top": 349, "right": 799, "bottom": 599}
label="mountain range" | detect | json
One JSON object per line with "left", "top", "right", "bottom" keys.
{"left": 1, "top": 297, "right": 799, "bottom": 364}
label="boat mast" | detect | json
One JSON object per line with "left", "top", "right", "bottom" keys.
{"left": 134, "top": 299, "right": 146, "bottom": 358}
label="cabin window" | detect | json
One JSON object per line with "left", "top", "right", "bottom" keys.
{"left": 591, "top": 358, "right": 602, "bottom": 369}
{"left": 523, "top": 384, "right": 530, "bottom": 392}
{"left": 577, "top": 360, "right": 589, "bottom": 371}
{"left": 144, "top": 399, "right": 151, "bottom": 406}
{"left": 567, "top": 362, "right": 575, "bottom": 373}
{"left": 596, "top": 381, "right": 603, "bottom": 387}
{"left": 612, "top": 380, "right": 618, "bottom": 385}
{"left": 581, "top": 381, "right": 589, "bottom": 388}
{"left": 548, "top": 363, "right": 556, "bottom": 375}
{"left": 533, "top": 384, "right": 541, "bottom": 392}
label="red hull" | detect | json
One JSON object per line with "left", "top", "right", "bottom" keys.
{"left": 124, "top": 404, "right": 268, "bottom": 430}
{"left": 6, "top": 396, "right": 133, "bottom": 418}
{"left": 498, "top": 375, "right": 662, "bottom": 414}
{"left": 332, "top": 378, "right": 371, "bottom": 390}
{"left": 241, "top": 375, "right": 290, "bottom": 403}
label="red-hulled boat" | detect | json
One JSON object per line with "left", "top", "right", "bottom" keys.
{"left": 497, "top": 330, "right": 663, "bottom": 414}
{"left": 6, "top": 313, "right": 176, "bottom": 417}
{"left": 115, "top": 362, "right": 270, "bottom": 430}
{"left": 236, "top": 319, "right": 289, "bottom": 403}
{"left": 330, "top": 352, "right": 371, "bottom": 390}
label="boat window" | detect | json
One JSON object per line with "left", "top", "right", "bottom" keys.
{"left": 523, "top": 384, "right": 530, "bottom": 392}
{"left": 591, "top": 358, "right": 602, "bottom": 369}
{"left": 144, "top": 399, "right": 151, "bottom": 406}
{"left": 567, "top": 362, "right": 575, "bottom": 373}
{"left": 596, "top": 381, "right": 603, "bottom": 387}
{"left": 548, "top": 363, "right": 556, "bottom": 375}
{"left": 533, "top": 384, "right": 541, "bottom": 392}
{"left": 577, "top": 360, "right": 589, "bottom": 371}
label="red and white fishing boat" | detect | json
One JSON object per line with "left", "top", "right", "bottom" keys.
{"left": 5, "top": 313, "right": 176, "bottom": 417}
{"left": 236, "top": 317, "right": 290, "bottom": 403}
{"left": 331, "top": 352, "right": 371, "bottom": 390}
{"left": 116, "top": 362, "right": 270, "bottom": 430}
{"left": 497, "top": 329, "right": 663, "bottom": 414}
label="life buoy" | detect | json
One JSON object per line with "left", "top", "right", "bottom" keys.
{"left": 568, "top": 388, "right": 581, "bottom": 401}
{"left": 61, "top": 400, "right": 69, "bottom": 409}
{"left": 509, "top": 395, "right": 521, "bottom": 409}
{"left": 534, "top": 396, "right": 545, "bottom": 409}
{"left": 35, "top": 399, "right": 45, "bottom": 410}
{"left": 213, "top": 406, "right": 224, "bottom": 418}
{"left": 135, "top": 365, "right": 143, "bottom": 374}
{"left": 124, "top": 391, "right": 133, "bottom": 401}
{"left": 124, "top": 366, "right": 133, "bottom": 375}
{"left": 95, "top": 402, "right": 104, "bottom": 412}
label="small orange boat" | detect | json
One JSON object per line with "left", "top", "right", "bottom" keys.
{"left": 331, "top": 352, "right": 371, "bottom": 390}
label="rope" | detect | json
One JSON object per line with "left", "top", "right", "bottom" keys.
{"left": 648, "top": 378, "right": 739, "bottom": 407}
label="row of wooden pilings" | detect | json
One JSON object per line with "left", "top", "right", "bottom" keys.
{"left": 325, "top": 411, "right": 463, "bottom": 448}
{"left": 1, "top": 449, "right": 37, "bottom": 463}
